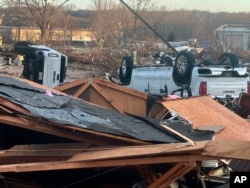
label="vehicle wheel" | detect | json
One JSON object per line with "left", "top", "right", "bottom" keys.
{"left": 119, "top": 56, "right": 133, "bottom": 84}
{"left": 13, "top": 41, "right": 35, "bottom": 56}
{"left": 14, "top": 41, "right": 33, "bottom": 48}
{"left": 219, "top": 52, "right": 239, "bottom": 66}
{"left": 160, "top": 56, "right": 173, "bottom": 66}
{"left": 174, "top": 51, "right": 195, "bottom": 77}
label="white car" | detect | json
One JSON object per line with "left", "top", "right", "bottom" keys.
{"left": 114, "top": 51, "right": 249, "bottom": 99}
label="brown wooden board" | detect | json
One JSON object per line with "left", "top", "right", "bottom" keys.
{"left": 68, "top": 141, "right": 208, "bottom": 162}
{"left": 0, "top": 154, "right": 215, "bottom": 173}
{"left": 161, "top": 96, "right": 250, "bottom": 140}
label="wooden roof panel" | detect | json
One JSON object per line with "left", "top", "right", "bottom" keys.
{"left": 161, "top": 96, "right": 250, "bottom": 140}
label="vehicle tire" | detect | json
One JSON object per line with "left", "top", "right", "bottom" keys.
{"left": 13, "top": 41, "right": 35, "bottom": 56}
{"left": 160, "top": 56, "right": 173, "bottom": 66}
{"left": 119, "top": 56, "right": 133, "bottom": 84}
{"left": 174, "top": 51, "right": 195, "bottom": 77}
{"left": 218, "top": 52, "right": 239, "bottom": 66}
{"left": 14, "top": 41, "right": 33, "bottom": 48}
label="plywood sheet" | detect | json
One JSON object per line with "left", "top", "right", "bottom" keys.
{"left": 161, "top": 96, "right": 250, "bottom": 140}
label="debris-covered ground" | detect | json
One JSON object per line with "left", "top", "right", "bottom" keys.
{"left": 63, "top": 46, "right": 250, "bottom": 77}
{"left": 1, "top": 44, "right": 250, "bottom": 84}
{"left": 0, "top": 45, "right": 157, "bottom": 82}
{"left": 0, "top": 47, "right": 124, "bottom": 82}
{"left": 1, "top": 45, "right": 250, "bottom": 187}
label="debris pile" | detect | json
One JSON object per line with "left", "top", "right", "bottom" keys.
{"left": 0, "top": 75, "right": 248, "bottom": 187}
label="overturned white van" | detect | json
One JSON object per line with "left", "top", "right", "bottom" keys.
{"left": 14, "top": 42, "right": 67, "bottom": 88}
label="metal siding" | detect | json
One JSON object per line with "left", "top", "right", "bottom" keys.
{"left": 215, "top": 24, "right": 250, "bottom": 50}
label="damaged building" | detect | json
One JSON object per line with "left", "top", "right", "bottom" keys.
{"left": 0, "top": 75, "right": 250, "bottom": 187}
{"left": 215, "top": 23, "right": 250, "bottom": 51}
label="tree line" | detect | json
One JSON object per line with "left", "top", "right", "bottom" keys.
{"left": 0, "top": 0, "right": 250, "bottom": 48}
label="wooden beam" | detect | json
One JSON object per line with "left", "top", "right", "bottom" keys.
{"left": 137, "top": 165, "right": 158, "bottom": 185}
{"left": 0, "top": 105, "right": 13, "bottom": 114}
{"left": 0, "top": 156, "right": 68, "bottom": 164}
{"left": 72, "top": 82, "right": 90, "bottom": 98}
{"left": 148, "top": 162, "right": 196, "bottom": 188}
{"left": 0, "top": 154, "right": 216, "bottom": 172}
{"left": 0, "top": 141, "right": 208, "bottom": 166}
{"left": 54, "top": 77, "right": 88, "bottom": 91}
{"left": 0, "top": 115, "right": 147, "bottom": 146}
{"left": 159, "top": 123, "right": 195, "bottom": 145}
{"left": 0, "top": 143, "right": 93, "bottom": 164}
{"left": 0, "top": 143, "right": 92, "bottom": 157}
{"left": 0, "top": 97, "right": 30, "bottom": 115}
{"left": 68, "top": 141, "right": 208, "bottom": 162}
{"left": 94, "top": 78, "right": 148, "bottom": 99}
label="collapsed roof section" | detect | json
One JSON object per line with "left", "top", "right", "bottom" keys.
{"left": 0, "top": 75, "right": 213, "bottom": 145}
{"left": 1, "top": 75, "right": 250, "bottom": 187}
{"left": 56, "top": 77, "right": 250, "bottom": 141}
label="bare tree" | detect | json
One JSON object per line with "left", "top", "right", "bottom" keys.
{"left": 53, "top": 11, "right": 77, "bottom": 46}
{"left": 90, "top": 0, "right": 156, "bottom": 48}
{"left": 90, "top": 0, "right": 122, "bottom": 47}
{"left": 3, "top": 0, "right": 69, "bottom": 42}
{"left": 121, "top": 0, "right": 156, "bottom": 44}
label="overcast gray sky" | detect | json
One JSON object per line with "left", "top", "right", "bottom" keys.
{"left": 69, "top": 0, "right": 250, "bottom": 12}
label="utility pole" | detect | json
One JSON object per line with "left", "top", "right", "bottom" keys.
{"left": 18, "top": 0, "right": 21, "bottom": 41}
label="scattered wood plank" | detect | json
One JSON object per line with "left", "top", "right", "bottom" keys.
{"left": 68, "top": 141, "right": 208, "bottom": 162}
{"left": 0, "top": 154, "right": 215, "bottom": 173}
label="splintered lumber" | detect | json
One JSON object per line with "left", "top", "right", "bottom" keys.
{"left": 0, "top": 96, "right": 30, "bottom": 115}
{"left": 0, "top": 155, "right": 214, "bottom": 173}
{"left": 68, "top": 141, "right": 208, "bottom": 162}
{"left": 148, "top": 162, "right": 196, "bottom": 188}
{"left": 0, "top": 115, "right": 148, "bottom": 146}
